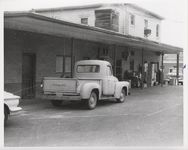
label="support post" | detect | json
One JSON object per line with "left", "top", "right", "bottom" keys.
{"left": 176, "top": 53, "right": 180, "bottom": 85}
{"left": 71, "top": 38, "right": 74, "bottom": 78}
{"left": 141, "top": 48, "right": 144, "bottom": 89}
{"left": 113, "top": 44, "right": 117, "bottom": 76}
{"left": 161, "top": 52, "right": 164, "bottom": 87}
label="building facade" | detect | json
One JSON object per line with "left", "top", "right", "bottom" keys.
{"left": 4, "top": 4, "right": 182, "bottom": 99}
{"left": 163, "top": 53, "right": 183, "bottom": 79}
{"left": 35, "top": 3, "right": 163, "bottom": 42}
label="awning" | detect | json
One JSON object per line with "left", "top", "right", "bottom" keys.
{"left": 4, "top": 12, "right": 183, "bottom": 54}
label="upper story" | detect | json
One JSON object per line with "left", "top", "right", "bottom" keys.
{"left": 34, "top": 3, "right": 164, "bottom": 42}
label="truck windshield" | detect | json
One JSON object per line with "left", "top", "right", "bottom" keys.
{"left": 77, "top": 65, "right": 100, "bottom": 73}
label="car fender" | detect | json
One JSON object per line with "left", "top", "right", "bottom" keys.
{"left": 80, "top": 82, "right": 101, "bottom": 99}
{"left": 115, "top": 81, "right": 129, "bottom": 99}
{"left": 4, "top": 104, "right": 10, "bottom": 115}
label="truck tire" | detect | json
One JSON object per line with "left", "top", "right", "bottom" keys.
{"left": 85, "top": 91, "right": 98, "bottom": 110}
{"left": 4, "top": 106, "right": 9, "bottom": 125}
{"left": 51, "top": 100, "right": 62, "bottom": 107}
{"left": 116, "top": 88, "right": 126, "bottom": 103}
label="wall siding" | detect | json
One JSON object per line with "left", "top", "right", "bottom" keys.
{"left": 37, "top": 4, "right": 161, "bottom": 42}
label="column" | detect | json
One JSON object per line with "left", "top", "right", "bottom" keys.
{"left": 176, "top": 53, "right": 180, "bottom": 84}
{"left": 141, "top": 48, "right": 144, "bottom": 89}
{"left": 161, "top": 52, "right": 164, "bottom": 87}
{"left": 71, "top": 38, "right": 74, "bottom": 78}
{"left": 113, "top": 44, "right": 117, "bottom": 76}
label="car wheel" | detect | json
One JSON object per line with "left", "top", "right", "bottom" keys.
{"left": 51, "top": 100, "right": 62, "bottom": 107}
{"left": 4, "top": 106, "right": 9, "bottom": 125}
{"left": 86, "top": 91, "right": 98, "bottom": 110}
{"left": 116, "top": 88, "right": 126, "bottom": 103}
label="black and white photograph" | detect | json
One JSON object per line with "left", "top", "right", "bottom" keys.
{"left": 0, "top": 0, "right": 187, "bottom": 149}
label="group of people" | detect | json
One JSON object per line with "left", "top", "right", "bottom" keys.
{"left": 123, "top": 69, "right": 162, "bottom": 88}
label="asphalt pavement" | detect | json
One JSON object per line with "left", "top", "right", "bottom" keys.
{"left": 4, "top": 85, "right": 183, "bottom": 147}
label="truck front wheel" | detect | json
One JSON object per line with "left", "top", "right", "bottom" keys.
{"left": 51, "top": 100, "right": 62, "bottom": 107}
{"left": 116, "top": 88, "right": 126, "bottom": 103}
{"left": 85, "top": 91, "right": 98, "bottom": 110}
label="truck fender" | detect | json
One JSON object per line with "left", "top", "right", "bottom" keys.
{"left": 80, "top": 83, "right": 101, "bottom": 99}
{"left": 115, "top": 81, "right": 129, "bottom": 99}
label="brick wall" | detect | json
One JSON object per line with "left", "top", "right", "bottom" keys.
{"left": 4, "top": 29, "right": 161, "bottom": 98}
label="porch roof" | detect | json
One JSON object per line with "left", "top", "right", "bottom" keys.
{"left": 4, "top": 12, "right": 183, "bottom": 54}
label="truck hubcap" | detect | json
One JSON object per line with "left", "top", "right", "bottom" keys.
{"left": 120, "top": 90, "right": 126, "bottom": 102}
{"left": 89, "top": 94, "right": 97, "bottom": 107}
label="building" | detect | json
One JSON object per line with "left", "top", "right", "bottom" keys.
{"left": 34, "top": 3, "right": 163, "bottom": 42}
{"left": 4, "top": 3, "right": 183, "bottom": 99}
{"left": 163, "top": 52, "right": 183, "bottom": 79}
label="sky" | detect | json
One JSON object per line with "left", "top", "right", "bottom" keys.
{"left": 0, "top": 0, "right": 187, "bottom": 49}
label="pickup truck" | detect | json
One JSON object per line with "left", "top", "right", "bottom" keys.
{"left": 41, "top": 60, "right": 130, "bottom": 109}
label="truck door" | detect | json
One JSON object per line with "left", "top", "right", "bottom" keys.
{"left": 103, "top": 65, "right": 116, "bottom": 95}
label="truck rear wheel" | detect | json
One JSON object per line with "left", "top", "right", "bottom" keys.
{"left": 51, "top": 100, "right": 62, "bottom": 107}
{"left": 85, "top": 91, "right": 98, "bottom": 110}
{"left": 116, "top": 88, "right": 126, "bottom": 103}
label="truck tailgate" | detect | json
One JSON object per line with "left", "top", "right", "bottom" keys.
{"left": 43, "top": 77, "right": 77, "bottom": 93}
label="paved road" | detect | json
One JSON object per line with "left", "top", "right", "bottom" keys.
{"left": 4, "top": 86, "right": 183, "bottom": 147}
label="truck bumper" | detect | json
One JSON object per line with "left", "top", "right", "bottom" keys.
{"left": 9, "top": 107, "right": 22, "bottom": 116}
{"left": 41, "top": 94, "right": 82, "bottom": 101}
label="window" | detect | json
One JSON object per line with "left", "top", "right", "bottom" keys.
{"left": 144, "top": 19, "right": 148, "bottom": 29}
{"left": 65, "top": 56, "right": 71, "bottom": 73}
{"left": 130, "top": 59, "right": 134, "bottom": 71}
{"left": 130, "top": 14, "right": 135, "bottom": 25}
{"left": 131, "top": 51, "right": 135, "bottom": 56}
{"left": 56, "top": 55, "right": 71, "bottom": 73}
{"left": 77, "top": 65, "right": 100, "bottom": 73}
{"left": 56, "top": 56, "right": 63, "bottom": 73}
{"left": 81, "top": 18, "right": 88, "bottom": 25}
{"left": 156, "top": 24, "right": 159, "bottom": 37}
{"left": 103, "top": 48, "right": 109, "bottom": 56}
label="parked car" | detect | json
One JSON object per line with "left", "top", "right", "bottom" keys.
{"left": 41, "top": 60, "right": 130, "bottom": 109}
{"left": 4, "top": 91, "right": 22, "bottom": 124}
{"left": 166, "top": 67, "right": 183, "bottom": 85}
{"left": 178, "top": 76, "right": 183, "bottom": 85}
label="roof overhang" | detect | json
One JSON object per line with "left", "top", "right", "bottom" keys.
{"left": 4, "top": 12, "right": 182, "bottom": 54}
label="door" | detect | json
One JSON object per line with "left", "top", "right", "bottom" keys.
{"left": 103, "top": 65, "right": 116, "bottom": 95}
{"left": 149, "top": 62, "right": 159, "bottom": 86}
{"left": 22, "top": 53, "right": 36, "bottom": 99}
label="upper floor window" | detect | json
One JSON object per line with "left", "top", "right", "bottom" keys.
{"left": 81, "top": 18, "right": 88, "bottom": 25}
{"left": 156, "top": 24, "right": 159, "bottom": 37}
{"left": 144, "top": 19, "right": 148, "bottom": 29}
{"left": 130, "top": 14, "right": 135, "bottom": 25}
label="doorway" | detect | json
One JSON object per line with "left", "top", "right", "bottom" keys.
{"left": 148, "top": 62, "right": 159, "bottom": 87}
{"left": 22, "top": 53, "right": 36, "bottom": 99}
